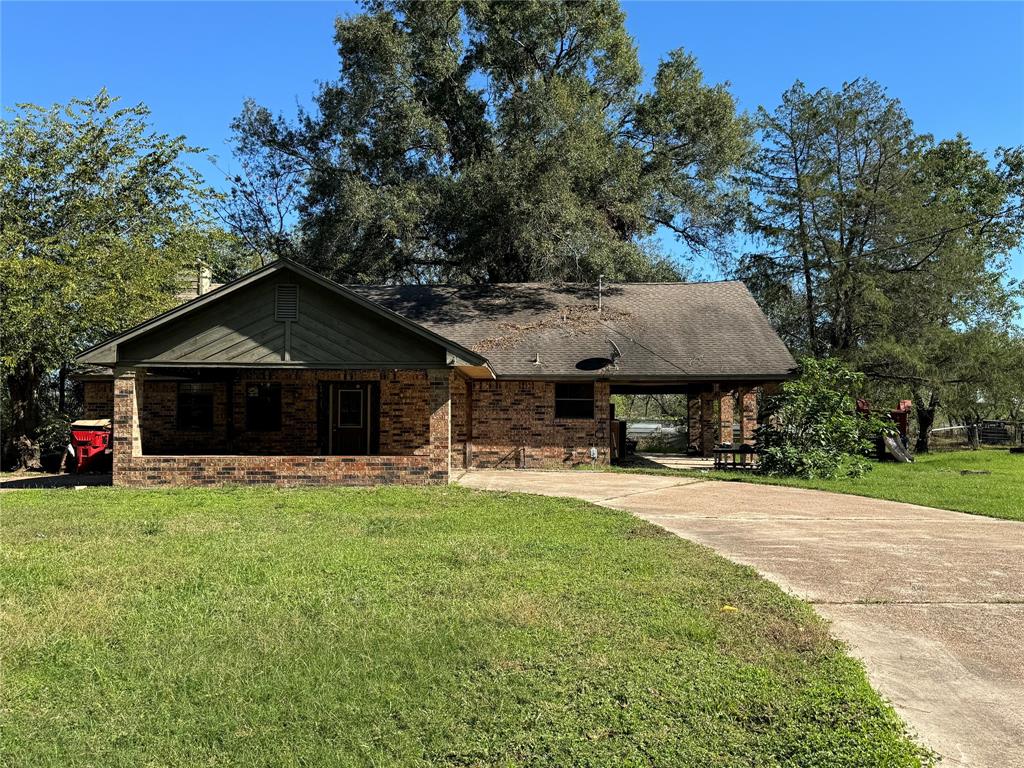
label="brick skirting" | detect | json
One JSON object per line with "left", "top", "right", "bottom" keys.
{"left": 114, "top": 454, "right": 443, "bottom": 487}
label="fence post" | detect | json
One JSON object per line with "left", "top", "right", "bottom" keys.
{"left": 968, "top": 423, "right": 980, "bottom": 450}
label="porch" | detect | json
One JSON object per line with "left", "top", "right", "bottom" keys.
{"left": 109, "top": 367, "right": 453, "bottom": 486}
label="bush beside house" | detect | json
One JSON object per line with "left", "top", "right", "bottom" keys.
{"left": 756, "top": 358, "right": 893, "bottom": 480}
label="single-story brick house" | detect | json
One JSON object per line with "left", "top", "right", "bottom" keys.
{"left": 76, "top": 259, "right": 795, "bottom": 487}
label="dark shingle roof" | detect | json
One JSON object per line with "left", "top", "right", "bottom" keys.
{"left": 352, "top": 281, "right": 795, "bottom": 380}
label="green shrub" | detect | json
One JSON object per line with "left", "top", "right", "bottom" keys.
{"left": 757, "top": 358, "right": 892, "bottom": 479}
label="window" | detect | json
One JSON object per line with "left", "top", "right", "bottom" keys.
{"left": 336, "top": 388, "right": 364, "bottom": 427}
{"left": 245, "top": 382, "right": 282, "bottom": 431}
{"left": 177, "top": 383, "right": 214, "bottom": 432}
{"left": 554, "top": 382, "right": 595, "bottom": 420}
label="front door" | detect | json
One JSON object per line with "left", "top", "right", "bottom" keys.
{"left": 322, "top": 382, "right": 379, "bottom": 455}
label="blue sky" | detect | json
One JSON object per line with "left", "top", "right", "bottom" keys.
{"left": 3, "top": 1, "right": 1023, "bottom": 281}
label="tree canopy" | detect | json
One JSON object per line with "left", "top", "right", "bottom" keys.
{"left": 227, "top": 0, "right": 751, "bottom": 284}
{"left": 741, "top": 79, "right": 1024, "bottom": 449}
{"left": 0, "top": 91, "right": 226, "bottom": 465}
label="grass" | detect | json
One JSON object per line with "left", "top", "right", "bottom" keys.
{"left": 1, "top": 486, "right": 931, "bottom": 767}
{"left": 598, "top": 449, "right": 1024, "bottom": 522}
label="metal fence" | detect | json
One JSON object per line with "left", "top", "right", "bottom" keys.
{"left": 927, "top": 422, "right": 1024, "bottom": 451}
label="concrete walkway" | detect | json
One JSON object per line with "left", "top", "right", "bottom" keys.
{"left": 457, "top": 469, "right": 1024, "bottom": 767}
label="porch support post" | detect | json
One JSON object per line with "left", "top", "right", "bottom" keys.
{"left": 687, "top": 394, "right": 701, "bottom": 455}
{"left": 427, "top": 369, "right": 451, "bottom": 483}
{"left": 112, "top": 368, "right": 143, "bottom": 485}
{"left": 740, "top": 388, "right": 758, "bottom": 446}
{"left": 700, "top": 389, "right": 716, "bottom": 457}
{"left": 718, "top": 389, "right": 735, "bottom": 445}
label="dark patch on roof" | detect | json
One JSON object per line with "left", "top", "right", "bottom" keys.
{"left": 351, "top": 282, "right": 796, "bottom": 380}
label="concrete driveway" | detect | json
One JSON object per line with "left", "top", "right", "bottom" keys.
{"left": 457, "top": 469, "right": 1024, "bottom": 768}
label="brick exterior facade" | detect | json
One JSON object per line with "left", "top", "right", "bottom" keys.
{"left": 457, "top": 379, "right": 610, "bottom": 469}
{"left": 104, "top": 367, "right": 760, "bottom": 484}
{"left": 686, "top": 387, "right": 760, "bottom": 457}
{"left": 134, "top": 370, "right": 434, "bottom": 456}
{"left": 450, "top": 372, "right": 468, "bottom": 471}
{"left": 105, "top": 369, "right": 615, "bottom": 486}
{"left": 739, "top": 388, "right": 759, "bottom": 444}
{"left": 111, "top": 368, "right": 450, "bottom": 487}
{"left": 83, "top": 381, "right": 114, "bottom": 419}
{"left": 718, "top": 390, "right": 735, "bottom": 445}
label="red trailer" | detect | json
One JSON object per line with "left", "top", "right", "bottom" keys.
{"left": 69, "top": 418, "right": 113, "bottom": 473}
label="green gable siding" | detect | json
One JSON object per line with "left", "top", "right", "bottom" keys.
{"left": 115, "top": 272, "right": 448, "bottom": 367}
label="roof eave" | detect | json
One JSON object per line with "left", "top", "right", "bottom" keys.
{"left": 491, "top": 371, "right": 797, "bottom": 382}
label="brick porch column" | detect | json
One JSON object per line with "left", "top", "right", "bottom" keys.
{"left": 699, "top": 390, "right": 716, "bottom": 456}
{"left": 112, "top": 368, "right": 143, "bottom": 485}
{"left": 687, "top": 394, "right": 701, "bottom": 454}
{"left": 740, "top": 388, "right": 758, "bottom": 445}
{"left": 427, "top": 369, "right": 451, "bottom": 483}
{"left": 594, "top": 381, "right": 611, "bottom": 464}
{"left": 719, "top": 390, "right": 735, "bottom": 445}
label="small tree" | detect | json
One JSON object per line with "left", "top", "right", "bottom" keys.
{"left": 756, "top": 358, "right": 891, "bottom": 479}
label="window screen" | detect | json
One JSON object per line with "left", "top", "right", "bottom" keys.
{"left": 177, "top": 383, "right": 214, "bottom": 431}
{"left": 554, "top": 382, "right": 595, "bottom": 420}
{"left": 245, "top": 382, "right": 282, "bottom": 431}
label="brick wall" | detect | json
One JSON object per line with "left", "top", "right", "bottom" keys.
{"left": 687, "top": 394, "right": 701, "bottom": 454}
{"left": 427, "top": 370, "right": 451, "bottom": 478}
{"left": 450, "top": 373, "right": 468, "bottom": 470}
{"left": 739, "top": 388, "right": 758, "bottom": 444}
{"left": 112, "top": 368, "right": 450, "bottom": 487}
{"left": 719, "top": 391, "right": 735, "bottom": 445}
{"left": 460, "top": 379, "right": 610, "bottom": 469}
{"left": 136, "top": 369, "right": 433, "bottom": 456}
{"left": 83, "top": 381, "right": 114, "bottom": 419}
{"left": 142, "top": 381, "right": 230, "bottom": 454}
{"left": 110, "top": 369, "right": 622, "bottom": 481}
{"left": 686, "top": 387, "right": 761, "bottom": 456}
{"left": 113, "top": 454, "right": 441, "bottom": 488}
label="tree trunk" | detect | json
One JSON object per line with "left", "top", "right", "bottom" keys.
{"left": 5, "top": 360, "right": 43, "bottom": 470}
{"left": 789, "top": 135, "right": 818, "bottom": 357}
{"left": 58, "top": 364, "right": 68, "bottom": 413}
{"left": 913, "top": 389, "right": 939, "bottom": 454}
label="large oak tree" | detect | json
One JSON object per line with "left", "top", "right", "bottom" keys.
{"left": 227, "top": 0, "right": 752, "bottom": 284}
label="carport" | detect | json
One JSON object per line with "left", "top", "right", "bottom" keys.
{"left": 608, "top": 379, "right": 774, "bottom": 459}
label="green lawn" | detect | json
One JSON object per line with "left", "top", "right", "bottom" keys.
{"left": 606, "top": 449, "right": 1024, "bottom": 522}
{"left": 1, "top": 487, "right": 930, "bottom": 767}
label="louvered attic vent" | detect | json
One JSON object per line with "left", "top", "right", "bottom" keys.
{"left": 275, "top": 284, "right": 299, "bottom": 321}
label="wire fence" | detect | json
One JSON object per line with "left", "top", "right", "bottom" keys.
{"left": 927, "top": 422, "right": 1024, "bottom": 452}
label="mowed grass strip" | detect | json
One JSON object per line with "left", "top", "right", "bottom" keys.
{"left": 717, "top": 449, "right": 1024, "bottom": 521}
{"left": 1, "top": 487, "right": 930, "bottom": 767}
{"left": 600, "top": 449, "right": 1024, "bottom": 521}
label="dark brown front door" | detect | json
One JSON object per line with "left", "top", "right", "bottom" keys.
{"left": 322, "top": 382, "right": 379, "bottom": 455}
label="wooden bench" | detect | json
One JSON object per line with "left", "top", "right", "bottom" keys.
{"left": 713, "top": 445, "right": 757, "bottom": 470}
